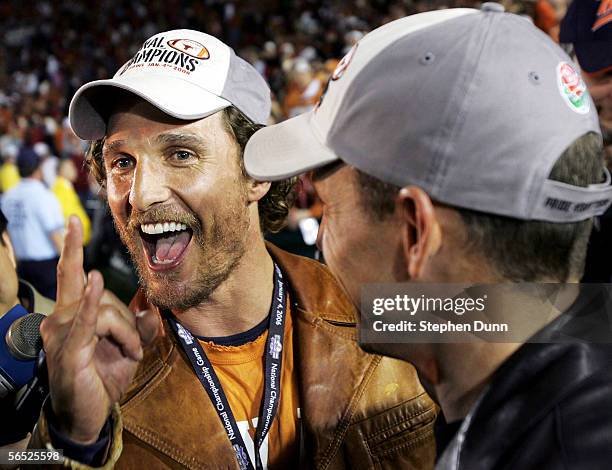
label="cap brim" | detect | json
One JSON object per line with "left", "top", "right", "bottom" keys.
{"left": 244, "top": 111, "right": 339, "bottom": 181}
{"left": 69, "top": 74, "right": 231, "bottom": 140}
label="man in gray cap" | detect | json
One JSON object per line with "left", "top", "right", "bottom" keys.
{"left": 29, "top": 29, "right": 436, "bottom": 469}
{"left": 245, "top": 4, "right": 612, "bottom": 468}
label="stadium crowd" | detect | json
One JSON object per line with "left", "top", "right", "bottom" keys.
{"left": 0, "top": 0, "right": 606, "bottom": 302}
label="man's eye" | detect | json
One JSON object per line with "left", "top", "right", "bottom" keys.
{"left": 113, "top": 157, "right": 134, "bottom": 169}
{"left": 172, "top": 150, "right": 194, "bottom": 162}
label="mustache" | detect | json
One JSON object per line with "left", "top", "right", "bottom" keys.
{"left": 125, "top": 206, "right": 202, "bottom": 234}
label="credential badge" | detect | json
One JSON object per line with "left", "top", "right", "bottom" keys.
{"left": 176, "top": 323, "right": 194, "bottom": 345}
{"left": 269, "top": 334, "right": 283, "bottom": 360}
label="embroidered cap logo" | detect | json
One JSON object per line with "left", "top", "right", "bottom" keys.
{"left": 557, "top": 62, "right": 591, "bottom": 114}
{"left": 167, "top": 38, "right": 210, "bottom": 59}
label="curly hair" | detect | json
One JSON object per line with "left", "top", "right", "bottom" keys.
{"left": 86, "top": 106, "right": 297, "bottom": 234}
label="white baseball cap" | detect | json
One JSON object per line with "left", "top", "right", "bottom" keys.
{"left": 245, "top": 5, "right": 612, "bottom": 223}
{"left": 69, "top": 29, "right": 271, "bottom": 140}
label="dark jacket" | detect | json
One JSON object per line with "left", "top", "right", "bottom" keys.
{"left": 436, "top": 285, "right": 612, "bottom": 469}
{"left": 32, "top": 244, "right": 437, "bottom": 469}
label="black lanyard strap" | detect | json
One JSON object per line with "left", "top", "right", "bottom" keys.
{"left": 167, "top": 263, "right": 287, "bottom": 470}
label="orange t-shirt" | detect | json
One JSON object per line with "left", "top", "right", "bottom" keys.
{"left": 199, "top": 301, "right": 300, "bottom": 469}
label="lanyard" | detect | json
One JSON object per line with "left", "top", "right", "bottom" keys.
{"left": 167, "top": 263, "right": 287, "bottom": 470}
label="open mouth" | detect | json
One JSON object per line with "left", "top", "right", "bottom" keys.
{"left": 139, "top": 221, "right": 193, "bottom": 271}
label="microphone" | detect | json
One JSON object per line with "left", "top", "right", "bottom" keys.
{"left": 6, "top": 313, "right": 45, "bottom": 360}
{"left": 0, "top": 307, "right": 48, "bottom": 445}
{"left": 0, "top": 304, "right": 45, "bottom": 398}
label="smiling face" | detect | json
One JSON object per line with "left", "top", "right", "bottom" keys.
{"left": 103, "top": 100, "right": 252, "bottom": 311}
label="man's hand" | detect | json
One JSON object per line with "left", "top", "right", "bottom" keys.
{"left": 40, "top": 216, "right": 159, "bottom": 444}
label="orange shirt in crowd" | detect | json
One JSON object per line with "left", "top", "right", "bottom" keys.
{"left": 535, "top": 0, "right": 559, "bottom": 40}
{"left": 283, "top": 79, "right": 324, "bottom": 118}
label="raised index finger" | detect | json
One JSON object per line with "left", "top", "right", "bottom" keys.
{"left": 56, "top": 215, "right": 86, "bottom": 308}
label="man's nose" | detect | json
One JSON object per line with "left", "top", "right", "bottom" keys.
{"left": 128, "top": 159, "right": 172, "bottom": 211}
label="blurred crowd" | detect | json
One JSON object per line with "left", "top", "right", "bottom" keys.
{"left": 0, "top": 0, "right": 596, "bottom": 300}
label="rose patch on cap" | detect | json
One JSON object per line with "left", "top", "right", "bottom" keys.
{"left": 556, "top": 62, "right": 590, "bottom": 114}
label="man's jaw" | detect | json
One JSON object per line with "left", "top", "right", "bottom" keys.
{"left": 116, "top": 201, "right": 251, "bottom": 312}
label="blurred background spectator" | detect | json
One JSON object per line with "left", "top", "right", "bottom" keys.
{"left": 51, "top": 158, "right": 91, "bottom": 245}
{"left": 0, "top": 207, "right": 54, "bottom": 318}
{"left": 1, "top": 147, "right": 64, "bottom": 299}
{"left": 0, "top": 143, "right": 19, "bottom": 193}
{"left": 0, "top": 0, "right": 591, "bottom": 300}
{"left": 283, "top": 59, "right": 324, "bottom": 118}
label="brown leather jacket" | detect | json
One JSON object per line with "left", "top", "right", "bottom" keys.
{"left": 32, "top": 244, "right": 436, "bottom": 469}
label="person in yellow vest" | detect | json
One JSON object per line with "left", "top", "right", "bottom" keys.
{"left": 51, "top": 159, "right": 91, "bottom": 245}
{"left": 0, "top": 144, "right": 20, "bottom": 194}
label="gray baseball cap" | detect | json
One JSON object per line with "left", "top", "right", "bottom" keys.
{"left": 70, "top": 29, "right": 270, "bottom": 140}
{"left": 245, "top": 4, "right": 612, "bottom": 222}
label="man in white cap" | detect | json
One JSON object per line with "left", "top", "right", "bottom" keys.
{"left": 29, "top": 30, "right": 436, "bottom": 469}
{"left": 244, "top": 4, "right": 612, "bottom": 468}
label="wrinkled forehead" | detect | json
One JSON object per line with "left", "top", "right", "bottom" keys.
{"left": 105, "top": 107, "right": 232, "bottom": 152}
{"left": 102, "top": 100, "right": 237, "bottom": 163}
{"left": 106, "top": 93, "right": 193, "bottom": 134}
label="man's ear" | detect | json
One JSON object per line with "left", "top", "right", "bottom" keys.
{"left": 246, "top": 179, "right": 272, "bottom": 203}
{"left": 398, "top": 186, "right": 441, "bottom": 279}
{"left": 2, "top": 232, "right": 17, "bottom": 269}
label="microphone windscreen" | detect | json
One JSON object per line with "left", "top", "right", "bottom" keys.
{"left": 6, "top": 313, "right": 45, "bottom": 360}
